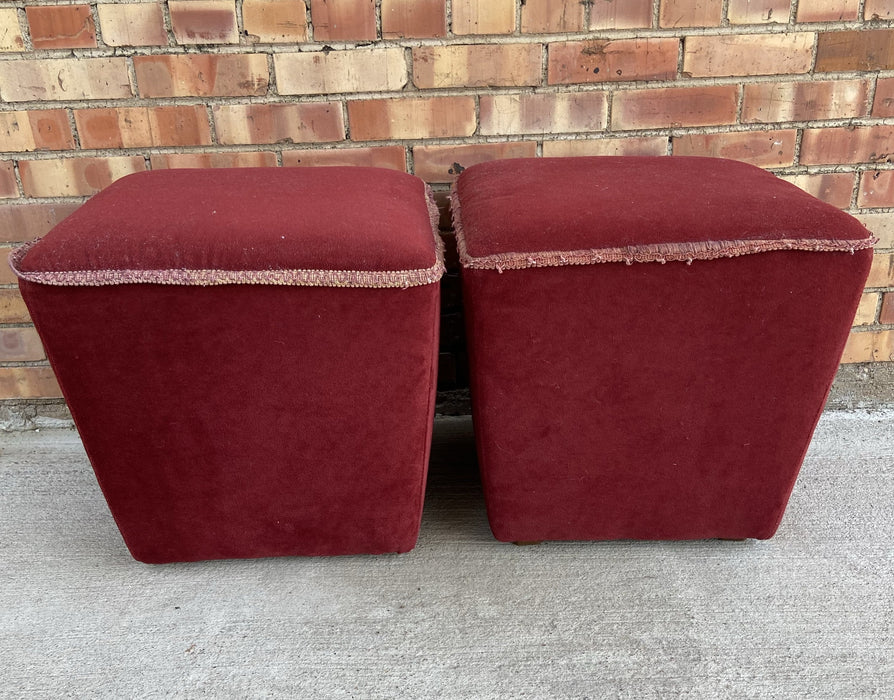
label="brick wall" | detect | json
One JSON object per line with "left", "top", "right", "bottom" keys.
{"left": 2, "top": 1, "right": 894, "bottom": 405}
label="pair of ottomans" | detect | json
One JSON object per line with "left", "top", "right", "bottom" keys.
{"left": 12, "top": 158, "right": 874, "bottom": 564}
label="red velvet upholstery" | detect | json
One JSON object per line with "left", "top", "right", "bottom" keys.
{"left": 14, "top": 167, "right": 444, "bottom": 563}
{"left": 453, "top": 157, "right": 874, "bottom": 542}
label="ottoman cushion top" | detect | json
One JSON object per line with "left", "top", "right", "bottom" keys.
{"left": 453, "top": 156, "right": 875, "bottom": 269}
{"left": 13, "top": 167, "right": 443, "bottom": 288}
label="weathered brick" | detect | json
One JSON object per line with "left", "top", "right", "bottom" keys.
{"left": 672, "top": 130, "right": 796, "bottom": 167}
{"left": 134, "top": 54, "right": 269, "bottom": 97}
{"left": 778, "top": 172, "right": 855, "bottom": 209}
{"left": 479, "top": 92, "right": 608, "bottom": 135}
{"left": 0, "top": 367, "right": 62, "bottom": 399}
{"left": 414, "top": 44, "right": 542, "bottom": 89}
{"left": 659, "top": 0, "right": 723, "bottom": 28}
{"left": 413, "top": 142, "right": 537, "bottom": 183}
{"left": 611, "top": 85, "right": 738, "bottom": 130}
{"left": 684, "top": 33, "right": 814, "bottom": 77}
{"left": 74, "top": 106, "right": 212, "bottom": 149}
{"left": 742, "top": 80, "right": 869, "bottom": 123}
{"left": 169, "top": 1, "right": 238, "bottom": 45}
{"left": 0, "top": 58, "right": 131, "bottom": 102}
{"left": 213, "top": 103, "right": 344, "bottom": 145}
{"left": 452, "top": 0, "right": 515, "bottom": 35}
{"left": 841, "top": 330, "right": 894, "bottom": 363}
{"left": 310, "top": 0, "right": 376, "bottom": 41}
{"left": 0, "top": 161, "right": 17, "bottom": 199}
{"left": 542, "top": 137, "right": 669, "bottom": 157}
{"left": 853, "top": 293, "right": 880, "bottom": 326}
{"left": 149, "top": 152, "right": 278, "bottom": 169}
{"left": 0, "top": 202, "right": 81, "bottom": 243}
{"left": 880, "top": 293, "right": 894, "bottom": 324}
{"left": 866, "top": 253, "right": 894, "bottom": 287}
{"left": 866, "top": 0, "right": 894, "bottom": 20}
{"left": 282, "top": 146, "right": 407, "bottom": 170}
{"left": 26, "top": 4, "right": 96, "bottom": 49}
{"left": 0, "top": 328, "right": 45, "bottom": 362}
{"left": 521, "top": 0, "right": 586, "bottom": 33}
{"left": 0, "top": 246, "right": 19, "bottom": 284}
{"left": 727, "top": 0, "right": 790, "bottom": 24}
{"left": 243, "top": 0, "right": 308, "bottom": 43}
{"left": 97, "top": 2, "right": 168, "bottom": 46}
{"left": 816, "top": 30, "right": 894, "bottom": 72}
{"left": 548, "top": 38, "right": 679, "bottom": 84}
{"left": 797, "top": 0, "right": 860, "bottom": 22}
{"left": 0, "top": 289, "right": 29, "bottom": 323}
{"left": 0, "top": 8, "right": 24, "bottom": 52}
{"left": 800, "top": 126, "right": 894, "bottom": 165}
{"left": 858, "top": 170, "right": 894, "bottom": 208}
{"left": 348, "top": 97, "right": 476, "bottom": 140}
{"left": 275, "top": 49, "right": 406, "bottom": 95}
{"left": 382, "top": 0, "right": 446, "bottom": 38}
{"left": 590, "top": 0, "right": 653, "bottom": 29}
{"left": 0, "top": 110, "right": 74, "bottom": 152}
{"left": 19, "top": 156, "right": 146, "bottom": 198}
{"left": 873, "top": 77, "right": 894, "bottom": 117}
{"left": 856, "top": 212, "right": 894, "bottom": 248}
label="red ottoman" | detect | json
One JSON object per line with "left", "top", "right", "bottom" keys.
{"left": 12, "top": 167, "right": 444, "bottom": 563}
{"left": 452, "top": 157, "right": 875, "bottom": 542}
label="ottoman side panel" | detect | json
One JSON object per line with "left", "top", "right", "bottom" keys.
{"left": 19, "top": 279, "right": 440, "bottom": 562}
{"left": 462, "top": 248, "right": 872, "bottom": 542}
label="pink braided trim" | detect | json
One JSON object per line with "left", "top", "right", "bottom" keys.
{"left": 9, "top": 218, "right": 446, "bottom": 290}
{"left": 449, "top": 187, "right": 876, "bottom": 271}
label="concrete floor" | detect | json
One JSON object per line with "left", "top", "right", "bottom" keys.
{"left": 1, "top": 411, "right": 892, "bottom": 698}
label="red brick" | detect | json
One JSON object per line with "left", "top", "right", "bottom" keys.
{"left": 880, "top": 293, "right": 894, "bottom": 325}
{"left": 521, "top": 0, "right": 586, "bottom": 33}
{"left": 414, "top": 44, "right": 542, "bottom": 89}
{"left": 0, "top": 8, "right": 25, "bottom": 51}
{"left": 742, "top": 80, "right": 869, "bottom": 123}
{"left": 866, "top": 253, "right": 894, "bottom": 287}
{"left": 797, "top": 0, "right": 860, "bottom": 22}
{"left": 542, "top": 137, "right": 669, "bottom": 158}
{"left": 873, "top": 78, "right": 894, "bottom": 117}
{"left": 0, "top": 328, "right": 45, "bottom": 362}
{"left": 590, "top": 0, "right": 653, "bottom": 29}
{"left": 19, "top": 156, "right": 146, "bottom": 198}
{"left": 0, "top": 246, "right": 18, "bottom": 284}
{"left": 97, "top": 3, "right": 168, "bottom": 46}
{"left": 684, "top": 33, "right": 814, "bottom": 77}
{"left": 213, "top": 103, "right": 344, "bottom": 145}
{"left": 673, "top": 130, "right": 796, "bottom": 167}
{"left": 134, "top": 55, "right": 269, "bottom": 97}
{"left": 859, "top": 170, "right": 894, "bottom": 208}
{"left": 275, "top": 49, "right": 406, "bottom": 95}
{"left": 0, "top": 161, "right": 17, "bottom": 199}
{"left": 348, "top": 97, "right": 476, "bottom": 140}
{"left": 0, "top": 110, "right": 74, "bottom": 152}
{"left": 453, "top": 0, "right": 515, "bottom": 35}
{"left": 479, "top": 93, "right": 608, "bottom": 135}
{"left": 0, "top": 202, "right": 81, "bottom": 243}
{"left": 149, "top": 153, "right": 278, "bottom": 169}
{"left": 0, "top": 289, "right": 29, "bottom": 323}
{"left": 26, "top": 4, "right": 96, "bottom": 49}
{"left": 282, "top": 146, "right": 407, "bottom": 171}
{"left": 611, "top": 85, "right": 738, "bottom": 130}
{"left": 413, "top": 142, "right": 537, "bottom": 183}
{"left": 800, "top": 126, "right": 894, "bottom": 165}
{"left": 310, "top": 0, "right": 376, "bottom": 41}
{"left": 727, "top": 0, "right": 790, "bottom": 24}
{"left": 0, "top": 367, "right": 62, "bottom": 399}
{"left": 548, "top": 38, "right": 679, "bottom": 84}
{"left": 778, "top": 172, "right": 855, "bottom": 209}
{"left": 856, "top": 213, "right": 894, "bottom": 248}
{"left": 243, "top": 0, "right": 308, "bottom": 43}
{"left": 382, "top": 0, "right": 446, "bottom": 38}
{"left": 169, "top": 1, "right": 238, "bottom": 44}
{"left": 659, "top": 0, "right": 723, "bottom": 27}
{"left": 74, "top": 106, "right": 212, "bottom": 149}
{"left": 816, "top": 30, "right": 894, "bottom": 72}
{"left": 866, "top": 0, "right": 894, "bottom": 20}
{"left": 0, "top": 58, "right": 131, "bottom": 102}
